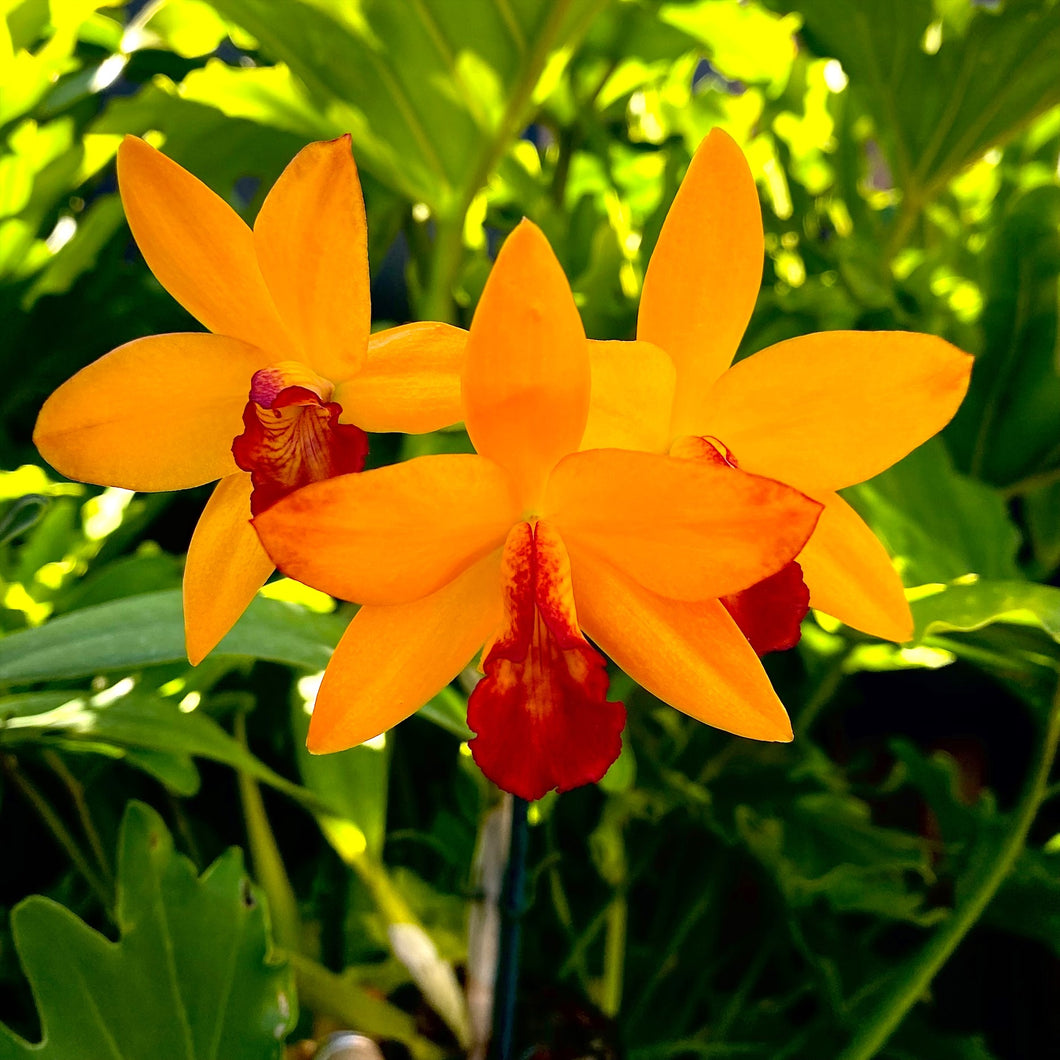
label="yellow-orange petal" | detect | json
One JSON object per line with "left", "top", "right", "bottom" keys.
{"left": 253, "top": 135, "right": 369, "bottom": 381}
{"left": 117, "top": 137, "right": 297, "bottom": 357}
{"left": 33, "top": 333, "right": 267, "bottom": 491}
{"left": 572, "top": 551, "right": 792, "bottom": 741}
{"left": 253, "top": 454, "right": 518, "bottom": 606}
{"left": 546, "top": 449, "right": 821, "bottom": 601}
{"left": 698, "top": 331, "right": 974, "bottom": 492}
{"left": 184, "top": 472, "right": 274, "bottom": 664}
{"left": 580, "top": 340, "right": 676, "bottom": 453}
{"left": 798, "top": 490, "right": 913, "bottom": 642}
{"left": 637, "top": 129, "right": 764, "bottom": 437}
{"left": 308, "top": 551, "right": 502, "bottom": 752}
{"left": 333, "top": 322, "right": 467, "bottom": 434}
{"left": 462, "top": 220, "right": 589, "bottom": 509}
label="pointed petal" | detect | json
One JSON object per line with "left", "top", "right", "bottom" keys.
{"left": 572, "top": 551, "right": 792, "bottom": 741}
{"left": 637, "top": 129, "right": 763, "bottom": 436}
{"left": 462, "top": 220, "right": 589, "bottom": 509}
{"left": 546, "top": 449, "right": 821, "bottom": 601}
{"left": 699, "top": 331, "right": 974, "bottom": 491}
{"left": 184, "top": 473, "right": 273, "bottom": 665}
{"left": 254, "top": 135, "right": 369, "bottom": 381}
{"left": 117, "top": 137, "right": 296, "bottom": 356}
{"left": 253, "top": 454, "right": 517, "bottom": 605}
{"left": 308, "top": 552, "right": 502, "bottom": 752}
{"left": 580, "top": 340, "right": 676, "bottom": 453}
{"left": 34, "top": 333, "right": 267, "bottom": 491}
{"left": 467, "top": 521, "right": 625, "bottom": 801}
{"left": 798, "top": 491, "right": 913, "bottom": 642}
{"left": 334, "top": 322, "right": 467, "bottom": 434}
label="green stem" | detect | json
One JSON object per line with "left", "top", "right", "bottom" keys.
{"left": 1000, "top": 464, "right": 1060, "bottom": 499}
{"left": 417, "top": 215, "right": 465, "bottom": 324}
{"left": 1, "top": 753, "right": 113, "bottom": 912}
{"left": 43, "top": 749, "right": 113, "bottom": 885}
{"left": 600, "top": 894, "right": 627, "bottom": 1018}
{"left": 414, "top": 0, "right": 612, "bottom": 323}
{"left": 837, "top": 682, "right": 1060, "bottom": 1060}
{"left": 234, "top": 714, "right": 303, "bottom": 954}
{"left": 795, "top": 650, "right": 852, "bottom": 736}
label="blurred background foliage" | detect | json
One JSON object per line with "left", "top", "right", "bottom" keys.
{"left": 2, "top": 0, "right": 1060, "bottom": 1056}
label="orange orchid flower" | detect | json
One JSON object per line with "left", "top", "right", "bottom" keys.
{"left": 33, "top": 135, "right": 467, "bottom": 663}
{"left": 254, "top": 220, "right": 823, "bottom": 801}
{"left": 582, "top": 129, "right": 974, "bottom": 650}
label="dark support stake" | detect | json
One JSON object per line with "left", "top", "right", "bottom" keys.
{"left": 492, "top": 795, "right": 530, "bottom": 1060}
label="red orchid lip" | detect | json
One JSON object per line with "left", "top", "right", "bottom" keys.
{"left": 233, "top": 364, "right": 369, "bottom": 516}
{"left": 467, "top": 519, "right": 625, "bottom": 802}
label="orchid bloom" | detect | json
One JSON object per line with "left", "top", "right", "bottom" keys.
{"left": 583, "top": 130, "right": 974, "bottom": 649}
{"left": 34, "top": 135, "right": 466, "bottom": 663}
{"left": 253, "top": 220, "right": 823, "bottom": 801}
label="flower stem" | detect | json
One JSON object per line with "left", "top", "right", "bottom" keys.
{"left": 234, "top": 713, "right": 303, "bottom": 954}
{"left": 600, "top": 894, "right": 627, "bottom": 1017}
{"left": 492, "top": 795, "right": 529, "bottom": 1060}
{"left": 417, "top": 215, "right": 465, "bottom": 325}
{"left": 837, "top": 682, "right": 1060, "bottom": 1060}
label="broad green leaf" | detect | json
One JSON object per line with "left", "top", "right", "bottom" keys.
{"left": 93, "top": 83, "right": 311, "bottom": 200}
{"left": 845, "top": 438, "right": 1021, "bottom": 586}
{"left": 206, "top": 0, "right": 607, "bottom": 217}
{"left": 790, "top": 0, "right": 1060, "bottom": 210}
{"left": 981, "top": 845, "right": 1060, "bottom": 959}
{"left": 0, "top": 687, "right": 321, "bottom": 805}
{"left": 0, "top": 589, "right": 345, "bottom": 681}
{"left": 736, "top": 792, "right": 938, "bottom": 923}
{"left": 0, "top": 801, "right": 294, "bottom": 1059}
{"left": 913, "top": 579, "right": 1060, "bottom": 642}
{"left": 1025, "top": 480, "right": 1060, "bottom": 576}
{"left": 0, "top": 589, "right": 474, "bottom": 740}
{"left": 659, "top": 0, "right": 799, "bottom": 92}
{"left": 948, "top": 184, "right": 1060, "bottom": 487}
{"left": 291, "top": 686, "right": 391, "bottom": 857}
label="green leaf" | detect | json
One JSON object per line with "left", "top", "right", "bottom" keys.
{"left": 735, "top": 792, "right": 938, "bottom": 923}
{"left": 0, "top": 801, "right": 294, "bottom": 1059}
{"left": 0, "top": 589, "right": 345, "bottom": 682}
{"left": 659, "top": 0, "right": 800, "bottom": 92}
{"left": 291, "top": 689, "right": 391, "bottom": 858}
{"left": 0, "top": 590, "right": 472, "bottom": 742}
{"left": 981, "top": 845, "right": 1060, "bottom": 959}
{"left": 207, "top": 0, "right": 605, "bottom": 217}
{"left": 791, "top": 0, "right": 1060, "bottom": 207}
{"left": 913, "top": 579, "right": 1060, "bottom": 642}
{"left": 0, "top": 687, "right": 316, "bottom": 804}
{"left": 845, "top": 438, "right": 1021, "bottom": 586}
{"left": 948, "top": 184, "right": 1060, "bottom": 487}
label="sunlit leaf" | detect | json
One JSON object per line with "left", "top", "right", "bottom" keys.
{"left": 791, "top": 0, "right": 1060, "bottom": 207}
{"left": 948, "top": 184, "right": 1060, "bottom": 487}
{"left": 206, "top": 0, "right": 606, "bottom": 216}
{"left": 845, "top": 438, "right": 1021, "bottom": 586}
